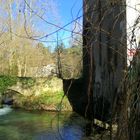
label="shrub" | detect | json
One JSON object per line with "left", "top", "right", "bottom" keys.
{"left": 0, "top": 75, "right": 18, "bottom": 93}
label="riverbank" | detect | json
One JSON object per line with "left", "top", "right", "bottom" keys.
{"left": 13, "top": 91, "right": 72, "bottom": 111}
{"left": 1, "top": 76, "right": 72, "bottom": 111}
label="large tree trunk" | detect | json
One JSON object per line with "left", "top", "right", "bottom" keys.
{"left": 83, "top": 0, "right": 127, "bottom": 128}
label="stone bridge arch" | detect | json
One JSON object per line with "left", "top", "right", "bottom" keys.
{"left": 2, "top": 76, "right": 64, "bottom": 105}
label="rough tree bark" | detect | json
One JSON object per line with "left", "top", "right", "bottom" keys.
{"left": 83, "top": 0, "right": 127, "bottom": 137}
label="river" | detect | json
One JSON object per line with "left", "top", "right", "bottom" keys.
{"left": 0, "top": 106, "right": 92, "bottom": 140}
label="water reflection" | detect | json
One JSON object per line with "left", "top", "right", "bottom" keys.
{"left": 36, "top": 113, "right": 86, "bottom": 140}
{"left": 0, "top": 109, "right": 90, "bottom": 140}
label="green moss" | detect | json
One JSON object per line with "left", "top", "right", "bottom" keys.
{"left": 0, "top": 75, "right": 18, "bottom": 93}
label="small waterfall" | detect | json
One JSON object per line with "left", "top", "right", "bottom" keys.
{"left": 0, "top": 105, "right": 12, "bottom": 116}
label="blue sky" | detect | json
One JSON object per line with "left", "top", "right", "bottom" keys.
{"left": 43, "top": 0, "right": 83, "bottom": 48}
{"left": 15, "top": 0, "right": 83, "bottom": 48}
{"left": 58, "top": 0, "right": 83, "bottom": 25}
{"left": 8, "top": 0, "right": 83, "bottom": 48}
{"left": 57, "top": 0, "right": 83, "bottom": 46}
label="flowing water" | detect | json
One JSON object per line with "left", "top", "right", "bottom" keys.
{"left": 0, "top": 107, "right": 91, "bottom": 140}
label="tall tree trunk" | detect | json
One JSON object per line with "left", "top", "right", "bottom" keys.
{"left": 8, "top": 0, "right": 13, "bottom": 40}
{"left": 8, "top": 0, "right": 13, "bottom": 74}
{"left": 115, "top": 81, "right": 129, "bottom": 140}
{"left": 83, "top": 0, "right": 127, "bottom": 127}
{"left": 17, "top": 59, "right": 22, "bottom": 77}
{"left": 23, "top": 56, "right": 27, "bottom": 77}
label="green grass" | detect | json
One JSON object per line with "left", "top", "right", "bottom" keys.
{"left": 14, "top": 90, "right": 72, "bottom": 111}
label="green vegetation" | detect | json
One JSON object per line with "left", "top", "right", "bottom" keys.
{"left": 0, "top": 75, "right": 17, "bottom": 93}
{"left": 54, "top": 41, "right": 82, "bottom": 79}
{"left": 14, "top": 91, "right": 72, "bottom": 111}
{"left": 0, "top": 0, "right": 82, "bottom": 113}
{"left": 0, "top": 76, "right": 72, "bottom": 111}
{"left": 19, "top": 77, "right": 36, "bottom": 88}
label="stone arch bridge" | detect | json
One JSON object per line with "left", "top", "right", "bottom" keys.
{"left": 2, "top": 77, "right": 63, "bottom": 104}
